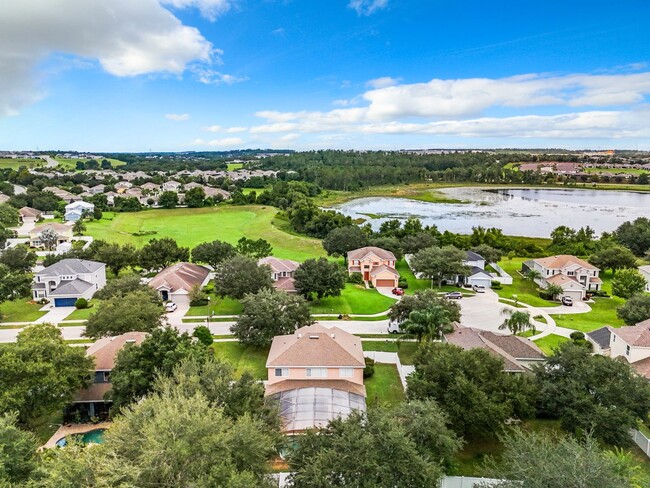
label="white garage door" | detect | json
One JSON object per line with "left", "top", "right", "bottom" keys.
{"left": 468, "top": 277, "right": 492, "bottom": 288}
{"left": 562, "top": 290, "right": 583, "bottom": 302}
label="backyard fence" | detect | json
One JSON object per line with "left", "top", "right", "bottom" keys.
{"left": 490, "top": 263, "right": 513, "bottom": 285}
{"left": 631, "top": 429, "right": 650, "bottom": 458}
{"left": 362, "top": 350, "right": 414, "bottom": 390}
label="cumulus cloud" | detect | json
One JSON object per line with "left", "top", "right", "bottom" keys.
{"left": 0, "top": 0, "right": 217, "bottom": 116}
{"left": 161, "top": 0, "right": 232, "bottom": 21}
{"left": 348, "top": 0, "right": 388, "bottom": 15}
{"left": 166, "top": 113, "right": 190, "bottom": 121}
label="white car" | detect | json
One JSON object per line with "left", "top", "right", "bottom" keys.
{"left": 165, "top": 302, "right": 178, "bottom": 313}
{"left": 472, "top": 285, "right": 486, "bottom": 293}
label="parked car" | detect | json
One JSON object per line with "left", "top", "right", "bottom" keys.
{"left": 445, "top": 291, "right": 463, "bottom": 300}
{"left": 561, "top": 296, "right": 573, "bottom": 306}
{"left": 472, "top": 285, "right": 486, "bottom": 293}
{"left": 392, "top": 287, "right": 404, "bottom": 296}
{"left": 165, "top": 302, "right": 178, "bottom": 312}
{"left": 387, "top": 320, "right": 404, "bottom": 334}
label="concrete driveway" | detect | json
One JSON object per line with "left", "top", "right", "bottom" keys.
{"left": 35, "top": 306, "right": 76, "bottom": 324}
{"left": 537, "top": 301, "right": 591, "bottom": 315}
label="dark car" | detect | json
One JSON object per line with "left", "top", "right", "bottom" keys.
{"left": 445, "top": 292, "right": 463, "bottom": 300}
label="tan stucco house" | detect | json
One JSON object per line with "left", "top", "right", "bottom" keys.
{"left": 259, "top": 256, "right": 300, "bottom": 292}
{"left": 29, "top": 222, "right": 73, "bottom": 248}
{"left": 148, "top": 262, "right": 210, "bottom": 305}
{"left": 347, "top": 246, "right": 399, "bottom": 288}
{"left": 265, "top": 324, "right": 366, "bottom": 433}
{"left": 523, "top": 254, "right": 601, "bottom": 301}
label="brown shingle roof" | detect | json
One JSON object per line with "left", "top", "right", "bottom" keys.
{"left": 19, "top": 206, "right": 42, "bottom": 218}
{"left": 347, "top": 246, "right": 396, "bottom": 261}
{"left": 265, "top": 379, "right": 366, "bottom": 397}
{"left": 369, "top": 264, "right": 399, "bottom": 277}
{"left": 267, "top": 324, "right": 365, "bottom": 368}
{"left": 612, "top": 320, "right": 650, "bottom": 347}
{"left": 273, "top": 277, "right": 296, "bottom": 292}
{"left": 30, "top": 222, "right": 72, "bottom": 235}
{"left": 481, "top": 331, "right": 545, "bottom": 360}
{"left": 148, "top": 262, "right": 210, "bottom": 293}
{"left": 85, "top": 332, "right": 148, "bottom": 370}
{"left": 259, "top": 256, "right": 299, "bottom": 274}
{"left": 533, "top": 255, "right": 598, "bottom": 271}
{"left": 545, "top": 274, "right": 581, "bottom": 288}
{"left": 632, "top": 356, "right": 650, "bottom": 380}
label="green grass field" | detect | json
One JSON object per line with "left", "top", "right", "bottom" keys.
{"left": 0, "top": 157, "right": 43, "bottom": 170}
{"left": 494, "top": 258, "right": 558, "bottom": 307}
{"left": 212, "top": 342, "right": 269, "bottom": 379}
{"left": 364, "top": 363, "right": 405, "bottom": 408}
{"left": 227, "top": 163, "right": 244, "bottom": 171}
{"left": 84, "top": 206, "right": 325, "bottom": 261}
{"left": 307, "top": 284, "right": 397, "bottom": 315}
{"left": 54, "top": 157, "right": 126, "bottom": 170}
{"left": 533, "top": 334, "right": 570, "bottom": 355}
{"left": 361, "top": 340, "right": 419, "bottom": 364}
{"left": 0, "top": 300, "right": 46, "bottom": 323}
{"left": 65, "top": 303, "right": 98, "bottom": 321}
{"left": 583, "top": 167, "right": 649, "bottom": 175}
{"left": 186, "top": 295, "right": 243, "bottom": 316}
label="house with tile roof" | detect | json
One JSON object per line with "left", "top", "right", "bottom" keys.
{"left": 444, "top": 325, "right": 546, "bottom": 373}
{"left": 265, "top": 324, "right": 367, "bottom": 433}
{"left": 588, "top": 320, "right": 650, "bottom": 380}
{"left": 259, "top": 256, "right": 300, "bottom": 292}
{"left": 68, "top": 332, "right": 148, "bottom": 420}
{"left": 18, "top": 206, "right": 42, "bottom": 224}
{"left": 148, "top": 262, "right": 210, "bottom": 305}
{"left": 29, "top": 222, "right": 73, "bottom": 249}
{"left": 523, "top": 254, "right": 602, "bottom": 301}
{"left": 32, "top": 258, "right": 106, "bottom": 307}
{"left": 347, "top": 246, "right": 399, "bottom": 288}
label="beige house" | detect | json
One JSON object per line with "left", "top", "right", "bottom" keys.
{"left": 265, "top": 324, "right": 366, "bottom": 433}
{"left": 19, "top": 206, "right": 42, "bottom": 224}
{"left": 588, "top": 321, "right": 650, "bottom": 380}
{"left": 444, "top": 325, "right": 546, "bottom": 373}
{"left": 148, "top": 262, "right": 210, "bottom": 305}
{"left": 524, "top": 255, "right": 601, "bottom": 301}
{"left": 347, "top": 246, "right": 399, "bottom": 288}
{"left": 640, "top": 265, "right": 650, "bottom": 293}
{"left": 29, "top": 223, "right": 73, "bottom": 248}
{"left": 259, "top": 256, "right": 299, "bottom": 292}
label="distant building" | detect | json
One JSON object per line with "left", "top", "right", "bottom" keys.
{"left": 148, "top": 262, "right": 210, "bottom": 305}
{"left": 259, "top": 256, "right": 300, "bottom": 292}
{"left": 29, "top": 222, "right": 73, "bottom": 249}
{"left": 347, "top": 246, "right": 399, "bottom": 288}
{"left": 522, "top": 255, "right": 601, "bottom": 301}
{"left": 588, "top": 321, "right": 650, "bottom": 380}
{"left": 18, "top": 206, "right": 42, "bottom": 224}
{"left": 32, "top": 258, "right": 106, "bottom": 307}
{"left": 64, "top": 201, "right": 94, "bottom": 221}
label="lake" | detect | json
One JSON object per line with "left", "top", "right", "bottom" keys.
{"left": 335, "top": 187, "right": 650, "bottom": 237}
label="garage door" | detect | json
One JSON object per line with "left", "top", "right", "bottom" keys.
{"left": 54, "top": 298, "right": 77, "bottom": 307}
{"left": 468, "top": 277, "right": 492, "bottom": 288}
{"left": 375, "top": 279, "right": 396, "bottom": 287}
{"left": 562, "top": 290, "right": 583, "bottom": 302}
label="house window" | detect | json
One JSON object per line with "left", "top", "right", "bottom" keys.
{"left": 612, "top": 335, "right": 616, "bottom": 342}
{"left": 275, "top": 368, "right": 289, "bottom": 377}
{"left": 567, "top": 271, "right": 574, "bottom": 276}
{"left": 306, "top": 368, "right": 327, "bottom": 378}
{"left": 103, "top": 371, "right": 111, "bottom": 382}
{"left": 626, "top": 345, "right": 630, "bottom": 356}
{"left": 339, "top": 368, "right": 353, "bottom": 377}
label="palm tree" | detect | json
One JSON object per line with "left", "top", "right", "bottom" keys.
{"left": 72, "top": 219, "right": 86, "bottom": 236}
{"left": 525, "top": 269, "right": 542, "bottom": 284}
{"left": 499, "top": 308, "right": 532, "bottom": 336}
{"left": 546, "top": 283, "right": 564, "bottom": 301}
{"left": 402, "top": 305, "right": 453, "bottom": 342}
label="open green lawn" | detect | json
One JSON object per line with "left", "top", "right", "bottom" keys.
{"left": 0, "top": 157, "right": 43, "bottom": 170}
{"left": 362, "top": 340, "right": 419, "bottom": 364}
{"left": 396, "top": 259, "right": 476, "bottom": 296}
{"left": 65, "top": 303, "right": 98, "bottom": 321}
{"left": 186, "top": 295, "right": 242, "bottom": 316}
{"left": 0, "top": 299, "right": 46, "bottom": 323}
{"left": 212, "top": 342, "right": 269, "bottom": 379}
{"left": 307, "top": 284, "right": 396, "bottom": 315}
{"left": 364, "top": 364, "right": 405, "bottom": 408}
{"left": 54, "top": 157, "right": 127, "bottom": 170}
{"left": 227, "top": 162, "right": 244, "bottom": 171}
{"left": 533, "top": 334, "right": 570, "bottom": 356}
{"left": 583, "top": 166, "right": 649, "bottom": 175}
{"left": 84, "top": 206, "right": 325, "bottom": 261}
{"left": 494, "top": 258, "right": 558, "bottom": 307}
{"left": 553, "top": 296, "right": 625, "bottom": 332}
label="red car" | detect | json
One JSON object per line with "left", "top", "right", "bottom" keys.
{"left": 392, "top": 288, "right": 404, "bottom": 296}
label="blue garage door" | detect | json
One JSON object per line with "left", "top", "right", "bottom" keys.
{"left": 54, "top": 298, "right": 77, "bottom": 307}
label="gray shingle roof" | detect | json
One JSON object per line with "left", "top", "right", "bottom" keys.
{"left": 49, "top": 279, "right": 94, "bottom": 297}
{"left": 587, "top": 327, "right": 611, "bottom": 350}
{"left": 466, "top": 250, "right": 484, "bottom": 261}
{"left": 37, "top": 259, "right": 105, "bottom": 277}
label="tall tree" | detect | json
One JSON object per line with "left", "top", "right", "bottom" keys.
{"left": 535, "top": 342, "right": 650, "bottom": 446}
{"left": 615, "top": 217, "right": 650, "bottom": 257}
{"left": 93, "top": 274, "right": 160, "bottom": 302}
{"left": 0, "top": 323, "right": 93, "bottom": 425}
{"left": 72, "top": 219, "right": 86, "bottom": 236}
{"left": 470, "top": 244, "right": 503, "bottom": 264}
{"left": 410, "top": 245, "right": 470, "bottom": 287}
{"left": 0, "top": 245, "right": 37, "bottom": 273}
{"left": 184, "top": 187, "right": 206, "bottom": 208}
{"left": 322, "top": 225, "right": 369, "bottom": 257}
{"left": 499, "top": 308, "right": 533, "bottom": 335}
{"left": 617, "top": 293, "right": 650, "bottom": 325}
{"left": 293, "top": 257, "right": 347, "bottom": 300}
{"left": 588, "top": 245, "right": 638, "bottom": 274}
{"left": 231, "top": 289, "right": 313, "bottom": 347}
{"left": 0, "top": 204, "right": 19, "bottom": 227}
{"left": 213, "top": 255, "right": 273, "bottom": 299}
{"left": 0, "top": 412, "right": 38, "bottom": 485}
{"left": 402, "top": 305, "right": 454, "bottom": 342}
{"left": 388, "top": 289, "right": 461, "bottom": 324}
{"left": 191, "top": 239, "right": 237, "bottom": 268}
{"left": 39, "top": 228, "right": 59, "bottom": 251}
{"left": 236, "top": 237, "right": 273, "bottom": 259}
{"left": 157, "top": 190, "right": 179, "bottom": 209}
{"left": 84, "top": 290, "right": 164, "bottom": 338}
{"left": 138, "top": 237, "right": 190, "bottom": 271}
{"left": 93, "top": 242, "right": 137, "bottom": 276}
{"left": 611, "top": 268, "right": 647, "bottom": 299}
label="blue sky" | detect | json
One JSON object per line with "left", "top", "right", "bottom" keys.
{"left": 1, "top": 0, "right": 649, "bottom": 151}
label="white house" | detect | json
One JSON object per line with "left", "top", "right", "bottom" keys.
{"left": 588, "top": 321, "right": 650, "bottom": 380}
{"left": 162, "top": 180, "right": 182, "bottom": 192}
{"left": 523, "top": 255, "right": 601, "bottom": 301}
{"left": 64, "top": 201, "right": 95, "bottom": 222}
{"left": 640, "top": 265, "right": 650, "bottom": 293}
{"left": 32, "top": 259, "right": 106, "bottom": 307}
{"left": 462, "top": 251, "right": 493, "bottom": 288}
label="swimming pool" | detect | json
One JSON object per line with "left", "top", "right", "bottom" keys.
{"left": 55, "top": 428, "right": 105, "bottom": 447}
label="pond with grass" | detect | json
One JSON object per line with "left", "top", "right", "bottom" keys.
{"left": 336, "top": 187, "right": 650, "bottom": 237}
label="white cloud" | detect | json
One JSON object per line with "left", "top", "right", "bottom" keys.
{"left": 0, "top": 0, "right": 217, "bottom": 116}
{"left": 365, "top": 76, "right": 400, "bottom": 89}
{"left": 192, "top": 68, "right": 248, "bottom": 85}
{"left": 203, "top": 125, "right": 222, "bottom": 132}
{"left": 348, "top": 0, "right": 388, "bottom": 15}
{"left": 193, "top": 137, "right": 244, "bottom": 147}
{"left": 272, "top": 28, "right": 285, "bottom": 36}
{"left": 226, "top": 126, "right": 248, "bottom": 133}
{"left": 166, "top": 113, "right": 190, "bottom": 121}
{"left": 161, "top": 0, "right": 232, "bottom": 21}
{"left": 280, "top": 133, "right": 300, "bottom": 142}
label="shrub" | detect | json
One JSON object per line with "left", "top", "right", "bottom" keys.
{"left": 491, "top": 280, "right": 502, "bottom": 290}
{"left": 398, "top": 278, "right": 409, "bottom": 289}
{"left": 190, "top": 298, "right": 209, "bottom": 307}
{"left": 192, "top": 326, "right": 213, "bottom": 346}
{"left": 591, "top": 290, "right": 609, "bottom": 297}
{"left": 75, "top": 298, "right": 88, "bottom": 309}
{"left": 363, "top": 357, "right": 375, "bottom": 378}
{"left": 348, "top": 272, "right": 363, "bottom": 284}
{"left": 570, "top": 331, "right": 585, "bottom": 341}
{"left": 538, "top": 289, "right": 553, "bottom": 300}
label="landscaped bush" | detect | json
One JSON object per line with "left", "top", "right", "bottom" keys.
{"left": 364, "top": 357, "right": 375, "bottom": 378}
{"left": 538, "top": 289, "right": 553, "bottom": 300}
{"left": 348, "top": 272, "right": 363, "bottom": 284}
{"left": 398, "top": 278, "right": 409, "bottom": 289}
{"left": 491, "top": 280, "right": 502, "bottom": 290}
{"left": 192, "top": 326, "right": 214, "bottom": 346}
{"left": 591, "top": 290, "right": 610, "bottom": 297}
{"left": 75, "top": 298, "right": 88, "bottom": 309}
{"left": 570, "top": 331, "right": 585, "bottom": 341}
{"left": 190, "top": 298, "right": 209, "bottom": 306}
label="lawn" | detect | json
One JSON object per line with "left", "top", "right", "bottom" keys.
{"left": 396, "top": 259, "right": 476, "bottom": 296}
{"left": 0, "top": 299, "right": 46, "bottom": 323}
{"left": 362, "top": 340, "right": 419, "bottom": 364}
{"left": 212, "top": 342, "right": 269, "bottom": 379}
{"left": 533, "top": 334, "right": 569, "bottom": 355}
{"left": 227, "top": 162, "right": 244, "bottom": 171}
{"left": 583, "top": 166, "right": 649, "bottom": 176}
{"left": 364, "top": 363, "right": 405, "bottom": 408}
{"left": 493, "top": 258, "right": 558, "bottom": 307}
{"left": 0, "top": 157, "right": 43, "bottom": 170}
{"left": 65, "top": 304, "right": 98, "bottom": 321}
{"left": 186, "top": 295, "right": 243, "bottom": 316}
{"left": 307, "top": 284, "right": 397, "bottom": 315}
{"left": 553, "top": 296, "right": 625, "bottom": 332}
{"left": 54, "top": 157, "right": 127, "bottom": 170}
{"left": 84, "top": 206, "right": 325, "bottom": 261}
